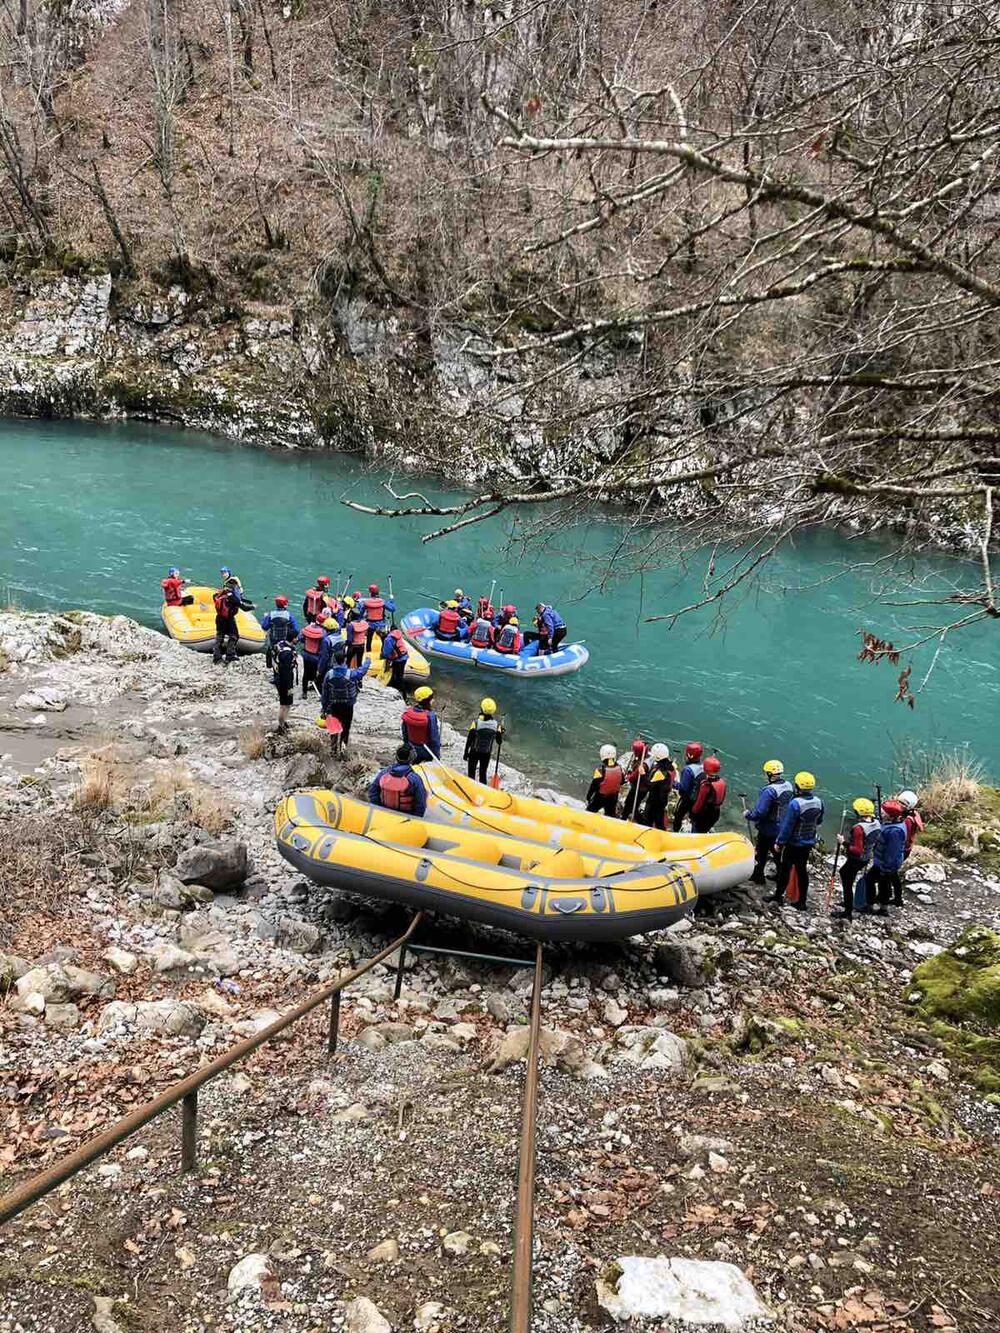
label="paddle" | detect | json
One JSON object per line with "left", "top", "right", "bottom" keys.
{"left": 628, "top": 739, "right": 648, "bottom": 822}
{"left": 825, "top": 806, "right": 849, "bottom": 911}
{"left": 387, "top": 573, "right": 396, "bottom": 628}
{"left": 489, "top": 721, "right": 505, "bottom": 789}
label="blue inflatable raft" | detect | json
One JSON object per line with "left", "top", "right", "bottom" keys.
{"left": 400, "top": 608, "right": 589, "bottom": 678}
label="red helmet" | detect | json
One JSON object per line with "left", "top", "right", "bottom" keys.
{"left": 503, "top": 603, "right": 517, "bottom": 615}
{"left": 881, "top": 799, "right": 905, "bottom": 819}
{"left": 685, "top": 741, "right": 703, "bottom": 761}
{"left": 353, "top": 590, "right": 362, "bottom": 602}
{"left": 631, "top": 739, "right": 646, "bottom": 757}
{"left": 275, "top": 595, "right": 288, "bottom": 608}
{"left": 316, "top": 575, "right": 330, "bottom": 588}
{"left": 703, "top": 755, "right": 721, "bottom": 775}
{"left": 369, "top": 583, "right": 379, "bottom": 594}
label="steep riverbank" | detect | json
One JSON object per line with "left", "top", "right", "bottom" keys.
{"left": 2, "top": 610, "right": 1000, "bottom": 1332}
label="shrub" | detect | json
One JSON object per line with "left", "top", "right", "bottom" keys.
{"left": 916, "top": 751, "right": 985, "bottom": 823}
{"left": 238, "top": 724, "right": 267, "bottom": 760}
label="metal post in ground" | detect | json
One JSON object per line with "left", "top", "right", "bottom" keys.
{"left": 328, "top": 991, "right": 341, "bottom": 1055}
{"left": 181, "top": 1091, "right": 198, "bottom": 1173}
{"left": 393, "top": 945, "right": 408, "bottom": 1000}
{"left": 510, "top": 943, "right": 544, "bottom": 1333}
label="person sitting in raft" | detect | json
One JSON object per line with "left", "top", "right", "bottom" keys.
{"left": 401, "top": 686, "right": 441, "bottom": 761}
{"left": 434, "top": 600, "right": 467, "bottom": 641}
{"left": 303, "top": 575, "right": 332, "bottom": 624}
{"left": 587, "top": 745, "right": 624, "bottom": 817}
{"left": 534, "top": 603, "right": 567, "bottom": 654}
{"left": 369, "top": 744, "right": 428, "bottom": 815}
{"left": 476, "top": 593, "right": 496, "bottom": 622}
{"left": 495, "top": 603, "right": 518, "bottom": 628}
{"left": 362, "top": 583, "right": 396, "bottom": 650}
{"left": 452, "top": 588, "right": 474, "bottom": 621}
{"left": 468, "top": 609, "right": 495, "bottom": 650}
{"left": 493, "top": 616, "right": 522, "bottom": 655}
{"left": 161, "top": 567, "right": 193, "bottom": 607}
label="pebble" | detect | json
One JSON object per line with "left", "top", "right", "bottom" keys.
{"left": 442, "top": 1229, "right": 473, "bottom": 1255}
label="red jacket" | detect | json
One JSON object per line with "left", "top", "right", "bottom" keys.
{"left": 692, "top": 776, "right": 726, "bottom": 816}
{"left": 162, "top": 576, "right": 184, "bottom": 606}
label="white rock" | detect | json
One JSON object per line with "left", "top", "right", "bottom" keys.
{"left": 908, "top": 863, "right": 946, "bottom": 885}
{"left": 926, "top": 1060, "right": 950, "bottom": 1082}
{"left": 126, "top": 1147, "right": 149, "bottom": 1162}
{"left": 450, "top": 1021, "right": 477, "bottom": 1042}
{"left": 909, "top": 941, "right": 943, "bottom": 958}
{"left": 597, "top": 1255, "right": 770, "bottom": 1328}
{"left": 677, "top": 1133, "right": 732, "bottom": 1159}
{"left": 414, "top": 1301, "right": 448, "bottom": 1330}
{"left": 603, "top": 998, "right": 628, "bottom": 1028}
{"left": 92, "top": 1295, "right": 124, "bottom": 1333}
{"left": 24, "top": 991, "right": 46, "bottom": 1015}
{"left": 442, "top": 1229, "right": 473, "bottom": 1255}
{"left": 15, "top": 687, "right": 67, "bottom": 712}
{"left": 227, "top": 1252, "right": 271, "bottom": 1293}
{"left": 367, "top": 1238, "right": 400, "bottom": 1263}
{"left": 344, "top": 1295, "right": 393, "bottom": 1333}
{"left": 708, "top": 1151, "right": 729, "bottom": 1174}
{"left": 103, "top": 948, "right": 138, "bottom": 976}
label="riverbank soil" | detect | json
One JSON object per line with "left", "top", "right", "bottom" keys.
{"left": 2, "top": 614, "right": 999, "bottom": 1332}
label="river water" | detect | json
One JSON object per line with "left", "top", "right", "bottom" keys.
{"left": 2, "top": 419, "right": 997, "bottom": 811}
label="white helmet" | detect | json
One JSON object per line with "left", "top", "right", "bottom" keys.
{"left": 599, "top": 745, "right": 617, "bottom": 762}
{"left": 898, "top": 789, "right": 918, "bottom": 811}
{"left": 649, "top": 743, "right": 670, "bottom": 762}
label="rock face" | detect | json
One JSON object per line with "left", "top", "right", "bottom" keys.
{"left": 908, "top": 925, "right": 1000, "bottom": 1024}
{"left": 596, "top": 1255, "right": 770, "bottom": 1329}
{"left": 174, "top": 840, "right": 248, "bottom": 891}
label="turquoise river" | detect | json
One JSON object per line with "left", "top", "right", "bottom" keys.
{"left": 2, "top": 419, "right": 997, "bottom": 814}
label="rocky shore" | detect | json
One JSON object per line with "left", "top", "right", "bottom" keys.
{"left": 2, "top": 611, "right": 1000, "bottom": 1333}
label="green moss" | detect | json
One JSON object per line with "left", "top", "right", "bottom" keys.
{"left": 920, "top": 786, "right": 1000, "bottom": 874}
{"left": 908, "top": 926, "right": 1000, "bottom": 1026}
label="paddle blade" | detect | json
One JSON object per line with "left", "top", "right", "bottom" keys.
{"left": 316, "top": 715, "right": 343, "bottom": 734}
{"left": 489, "top": 773, "right": 502, "bottom": 789}
{"left": 786, "top": 865, "right": 801, "bottom": 904}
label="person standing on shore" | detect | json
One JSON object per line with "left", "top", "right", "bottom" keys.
{"left": 464, "top": 698, "right": 502, "bottom": 782}
{"left": 868, "top": 799, "right": 907, "bottom": 914}
{"left": 261, "top": 595, "right": 299, "bottom": 670}
{"left": 321, "top": 646, "right": 367, "bottom": 747}
{"left": 690, "top": 755, "right": 726, "bottom": 833}
{"left": 380, "top": 626, "right": 409, "bottom": 698}
{"left": 271, "top": 636, "right": 298, "bottom": 732}
{"left": 587, "top": 745, "right": 624, "bottom": 817}
{"left": 212, "top": 577, "right": 253, "bottom": 665}
{"left": 672, "top": 742, "right": 704, "bottom": 831}
{"left": 401, "top": 686, "right": 441, "bottom": 761}
{"left": 770, "top": 771, "right": 824, "bottom": 909}
{"left": 831, "top": 797, "right": 880, "bottom": 921}
{"left": 640, "top": 744, "right": 675, "bottom": 828}
{"left": 744, "top": 760, "right": 794, "bottom": 885}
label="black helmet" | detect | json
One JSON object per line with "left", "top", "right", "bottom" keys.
{"left": 396, "top": 743, "right": 416, "bottom": 765}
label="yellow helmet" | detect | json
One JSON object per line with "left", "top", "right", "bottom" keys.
{"left": 446, "top": 600, "right": 459, "bottom": 609}
{"left": 762, "top": 759, "right": 783, "bottom": 777}
{"left": 853, "top": 797, "right": 875, "bottom": 817}
{"left": 343, "top": 596, "right": 355, "bottom": 609}
{"left": 794, "top": 771, "right": 816, "bottom": 791}
{"left": 322, "top": 617, "right": 338, "bottom": 630}
{"left": 480, "top": 697, "right": 497, "bottom": 715}
{"left": 509, "top": 616, "right": 519, "bottom": 625}
{"left": 414, "top": 685, "right": 434, "bottom": 703}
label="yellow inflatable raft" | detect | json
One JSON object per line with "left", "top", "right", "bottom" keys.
{"left": 364, "top": 630, "right": 431, "bottom": 685}
{"left": 161, "top": 585, "right": 266, "bottom": 654}
{"left": 417, "top": 763, "right": 755, "bottom": 896}
{"left": 275, "top": 790, "right": 697, "bottom": 942}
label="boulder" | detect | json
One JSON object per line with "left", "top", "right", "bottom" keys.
{"left": 0, "top": 953, "right": 31, "bottom": 985}
{"left": 98, "top": 1000, "right": 205, "bottom": 1038}
{"left": 908, "top": 862, "right": 947, "bottom": 885}
{"left": 654, "top": 937, "right": 718, "bottom": 989}
{"left": 344, "top": 1296, "right": 392, "bottom": 1333}
{"left": 602, "top": 998, "right": 628, "bottom": 1028}
{"left": 15, "top": 964, "right": 112, "bottom": 1005}
{"left": 153, "top": 877, "right": 186, "bottom": 911}
{"left": 596, "top": 1255, "right": 770, "bottom": 1328}
{"left": 148, "top": 944, "right": 199, "bottom": 975}
{"left": 442, "top": 1230, "right": 473, "bottom": 1256}
{"left": 174, "top": 840, "right": 248, "bottom": 891}
{"left": 44, "top": 1003, "right": 81, "bottom": 1031}
{"left": 488, "top": 1025, "right": 601, "bottom": 1078}
{"left": 103, "top": 948, "right": 138, "bottom": 976}
{"left": 376, "top": 1022, "right": 415, "bottom": 1045}
{"left": 610, "top": 1027, "right": 688, "bottom": 1074}
{"left": 14, "top": 687, "right": 67, "bottom": 712}
{"left": 908, "top": 926, "right": 1000, "bottom": 1024}
{"left": 274, "top": 915, "right": 322, "bottom": 955}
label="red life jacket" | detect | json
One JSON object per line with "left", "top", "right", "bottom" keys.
{"left": 378, "top": 770, "right": 414, "bottom": 812}
{"left": 476, "top": 597, "right": 495, "bottom": 620}
{"left": 469, "top": 617, "right": 493, "bottom": 648}
{"left": 401, "top": 706, "right": 430, "bottom": 745}
{"left": 161, "top": 577, "right": 183, "bottom": 606}
{"left": 387, "top": 630, "right": 407, "bottom": 660}
{"left": 364, "top": 596, "right": 385, "bottom": 623}
{"left": 301, "top": 623, "right": 325, "bottom": 655}
{"left": 349, "top": 619, "right": 368, "bottom": 644}
{"left": 904, "top": 810, "right": 924, "bottom": 854}
{"left": 697, "top": 777, "right": 727, "bottom": 812}
{"left": 213, "top": 588, "right": 233, "bottom": 617}
{"left": 304, "top": 587, "right": 325, "bottom": 617}
{"left": 437, "top": 607, "right": 460, "bottom": 636}
{"left": 495, "top": 622, "right": 520, "bottom": 652}
{"left": 599, "top": 763, "right": 624, "bottom": 797}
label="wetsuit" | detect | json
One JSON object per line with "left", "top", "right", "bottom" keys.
{"left": 672, "top": 760, "right": 704, "bottom": 831}
{"left": 368, "top": 763, "right": 427, "bottom": 816}
{"left": 586, "top": 761, "right": 624, "bottom": 818}
{"left": 464, "top": 715, "right": 501, "bottom": 783}
{"left": 690, "top": 773, "right": 726, "bottom": 834}
{"left": 641, "top": 762, "right": 675, "bottom": 829}
{"left": 213, "top": 586, "right": 252, "bottom": 664}
{"left": 869, "top": 820, "right": 907, "bottom": 911}
{"left": 838, "top": 816, "right": 880, "bottom": 918}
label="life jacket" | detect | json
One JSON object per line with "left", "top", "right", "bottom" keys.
{"left": 850, "top": 817, "right": 881, "bottom": 863}
{"left": 325, "top": 666, "right": 359, "bottom": 705}
{"left": 470, "top": 617, "right": 493, "bottom": 648}
{"left": 301, "top": 623, "right": 325, "bottom": 657}
{"left": 363, "top": 595, "right": 385, "bottom": 624}
{"left": 904, "top": 811, "right": 924, "bottom": 854}
{"left": 476, "top": 597, "right": 495, "bottom": 621}
{"left": 788, "top": 795, "right": 824, "bottom": 844}
{"left": 471, "top": 717, "right": 499, "bottom": 754}
{"left": 697, "top": 776, "right": 727, "bottom": 811}
{"left": 213, "top": 588, "right": 234, "bottom": 617}
{"left": 385, "top": 630, "right": 407, "bottom": 661}
{"left": 161, "top": 576, "right": 183, "bottom": 606}
{"left": 680, "top": 761, "right": 704, "bottom": 796}
{"left": 767, "top": 779, "right": 794, "bottom": 816}
{"left": 875, "top": 820, "right": 907, "bottom": 870}
{"left": 349, "top": 618, "right": 368, "bottom": 645}
{"left": 378, "top": 768, "right": 415, "bottom": 812}
{"left": 495, "top": 622, "right": 519, "bottom": 652}
{"left": 437, "top": 607, "right": 460, "bottom": 637}
{"left": 401, "top": 706, "right": 431, "bottom": 745}
{"left": 598, "top": 762, "right": 624, "bottom": 797}
{"left": 273, "top": 639, "right": 297, "bottom": 688}
{"left": 266, "top": 609, "right": 295, "bottom": 647}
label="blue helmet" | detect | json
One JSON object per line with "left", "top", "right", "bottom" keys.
{"left": 221, "top": 566, "right": 231, "bottom": 577}
{"left": 168, "top": 567, "right": 180, "bottom": 578}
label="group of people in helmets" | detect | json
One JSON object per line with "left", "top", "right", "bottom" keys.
{"left": 431, "top": 590, "right": 567, "bottom": 656}
{"left": 586, "top": 740, "right": 923, "bottom": 917}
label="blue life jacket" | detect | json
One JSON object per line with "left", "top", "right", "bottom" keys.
{"left": 873, "top": 821, "right": 907, "bottom": 872}
{"left": 323, "top": 664, "right": 362, "bottom": 707}
{"left": 265, "top": 608, "right": 295, "bottom": 648}
{"left": 747, "top": 779, "right": 793, "bottom": 836}
{"left": 778, "top": 794, "right": 824, "bottom": 846}
{"left": 678, "top": 762, "right": 703, "bottom": 799}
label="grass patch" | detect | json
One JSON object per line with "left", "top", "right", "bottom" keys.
{"left": 72, "top": 751, "right": 233, "bottom": 834}
{"left": 917, "top": 750, "right": 986, "bottom": 822}
{"left": 238, "top": 723, "right": 267, "bottom": 760}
